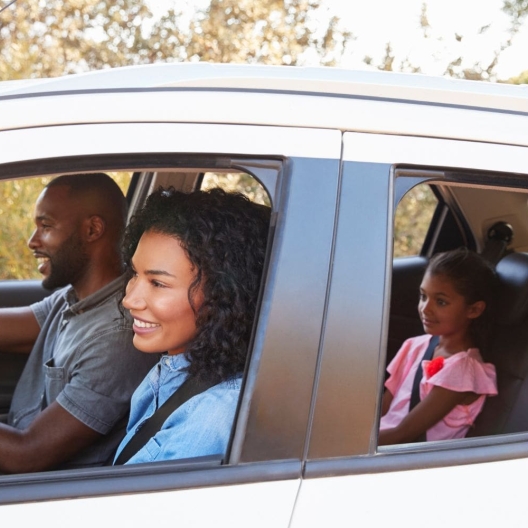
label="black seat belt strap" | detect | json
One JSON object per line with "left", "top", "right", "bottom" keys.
{"left": 409, "top": 335, "right": 439, "bottom": 442}
{"left": 114, "top": 375, "right": 217, "bottom": 465}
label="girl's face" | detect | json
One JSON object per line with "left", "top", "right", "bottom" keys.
{"left": 123, "top": 230, "right": 202, "bottom": 355}
{"left": 418, "top": 271, "right": 485, "bottom": 339}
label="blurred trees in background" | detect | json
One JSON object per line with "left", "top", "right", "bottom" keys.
{"left": 0, "top": 0, "right": 350, "bottom": 80}
{"left": 0, "top": 0, "right": 527, "bottom": 278}
{"left": 0, "top": 0, "right": 349, "bottom": 279}
{"left": 2, "top": 0, "right": 526, "bottom": 80}
{"left": 0, "top": 177, "right": 52, "bottom": 279}
{"left": 393, "top": 185, "right": 437, "bottom": 258}
{"left": 201, "top": 172, "right": 270, "bottom": 206}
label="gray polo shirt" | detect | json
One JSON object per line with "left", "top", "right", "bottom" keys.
{"left": 8, "top": 275, "right": 158, "bottom": 468}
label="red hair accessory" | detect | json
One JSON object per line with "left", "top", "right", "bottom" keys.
{"left": 425, "top": 356, "right": 444, "bottom": 378}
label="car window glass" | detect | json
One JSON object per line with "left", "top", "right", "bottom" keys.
{"left": 0, "top": 172, "right": 132, "bottom": 280}
{"left": 0, "top": 158, "right": 274, "bottom": 483}
{"left": 201, "top": 172, "right": 271, "bottom": 206}
{"left": 393, "top": 184, "right": 437, "bottom": 257}
{"left": 384, "top": 179, "right": 528, "bottom": 448}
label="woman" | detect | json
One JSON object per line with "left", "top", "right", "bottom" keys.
{"left": 113, "top": 187, "right": 270, "bottom": 465}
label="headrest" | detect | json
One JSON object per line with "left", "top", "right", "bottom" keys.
{"left": 496, "top": 252, "right": 528, "bottom": 326}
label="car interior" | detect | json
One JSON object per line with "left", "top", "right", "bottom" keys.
{"left": 3, "top": 159, "right": 528, "bottom": 471}
{"left": 0, "top": 161, "right": 273, "bottom": 457}
{"left": 388, "top": 169, "right": 528, "bottom": 442}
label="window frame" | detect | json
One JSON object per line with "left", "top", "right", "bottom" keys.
{"left": 0, "top": 121, "right": 342, "bottom": 507}
{"left": 306, "top": 131, "right": 528, "bottom": 474}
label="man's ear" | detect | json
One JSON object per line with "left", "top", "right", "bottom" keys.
{"left": 84, "top": 215, "right": 106, "bottom": 242}
{"left": 468, "top": 300, "right": 486, "bottom": 319}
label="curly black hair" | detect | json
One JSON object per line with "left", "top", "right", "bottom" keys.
{"left": 122, "top": 187, "right": 271, "bottom": 383}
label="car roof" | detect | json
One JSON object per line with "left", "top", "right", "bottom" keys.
{"left": 1, "top": 63, "right": 527, "bottom": 113}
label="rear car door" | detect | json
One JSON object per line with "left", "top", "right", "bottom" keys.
{"left": 293, "top": 128, "right": 528, "bottom": 526}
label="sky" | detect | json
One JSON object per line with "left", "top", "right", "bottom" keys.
{"left": 152, "top": 0, "right": 528, "bottom": 80}
{"left": 325, "top": 0, "right": 528, "bottom": 79}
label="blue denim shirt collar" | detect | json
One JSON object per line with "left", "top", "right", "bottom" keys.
{"left": 114, "top": 353, "right": 241, "bottom": 465}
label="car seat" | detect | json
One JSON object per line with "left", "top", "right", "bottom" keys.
{"left": 468, "top": 251, "right": 528, "bottom": 437}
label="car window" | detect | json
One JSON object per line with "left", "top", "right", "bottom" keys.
{"left": 0, "top": 157, "right": 275, "bottom": 472}
{"left": 385, "top": 175, "right": 528, "bottom": 446}
{"left": 201, "top": 171, "right": 271, "bottom": 206}
{"left": 393, "top": 184, "right": 437, "bottom": 258}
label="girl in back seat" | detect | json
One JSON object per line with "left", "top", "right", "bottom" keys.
{"left": 379, "top": 248, "right": 498, "bottom": 445}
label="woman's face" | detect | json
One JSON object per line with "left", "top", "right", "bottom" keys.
{"left": 122, "top": 230, "right": 202, "bottom": 355}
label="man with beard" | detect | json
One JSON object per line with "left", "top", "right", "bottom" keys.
{"left": 0, "top": 173, "right": 157, "bottom": 473}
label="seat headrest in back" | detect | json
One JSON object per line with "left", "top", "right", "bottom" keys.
{"left": 495, "top": 252, "right": 528, "bottom": 326}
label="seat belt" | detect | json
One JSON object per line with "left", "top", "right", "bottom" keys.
{"left": 114, "top": 375, "right": 217, "bottom": 465}
{"left": 409, "top": 335, "right": 439, "bottom": 442}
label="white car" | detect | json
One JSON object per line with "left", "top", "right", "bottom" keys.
{"left": 1, "top": 63, "right": 528, "bottom": 526}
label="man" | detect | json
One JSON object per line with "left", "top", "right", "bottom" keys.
{"left": 0, "top": 173, "right": 157, "bottom": 473}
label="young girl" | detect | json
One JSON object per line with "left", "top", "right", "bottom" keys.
{"left": 379, "top": 248, "right": 498, "bottom": 445}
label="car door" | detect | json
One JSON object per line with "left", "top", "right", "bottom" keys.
{"left": 292, "top": 129, "right": 528, "bottom": 526}
{"left": 0, "top": 103, "right": 341, "bottom": 526}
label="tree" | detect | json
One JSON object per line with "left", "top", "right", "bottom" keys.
{"left": 0, "top": 0, "right": 351, "bottom": 277}
{"left": 503, "top": 0, "right": 528, "bottom": 83}
{"left": 503, "top": 0, "right": 528, "bottom": 31}
{"left": 0, "top": 0, "right": 351, "bottom": 80}
{"left": 0, "top": 0, "right": 174, "bottom": 79}
{"left": 508, "top": 70, "right": 528, "bottom": 83}
{"left": 179, "top": 0, "right": 351, "bottom": 66}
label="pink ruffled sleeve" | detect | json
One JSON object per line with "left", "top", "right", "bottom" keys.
{"left": 423, "top": 349, "right": 497, "bottom": 396}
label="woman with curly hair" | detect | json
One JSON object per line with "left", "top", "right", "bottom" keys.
{"left": 113, "top": 187, "right": 270, "bottom": 465}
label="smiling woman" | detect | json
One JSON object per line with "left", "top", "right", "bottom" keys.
{"left": 114, "top": 187, "right": 271, "bottom": 465}
{"left": 124, "top": 231, "right": 202, "bottom": 356}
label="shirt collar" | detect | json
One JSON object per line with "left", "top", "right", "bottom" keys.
{"left": 161, "top": 352, "right": 190, "bottom": 371}
{"left": 65, "top": 274, "right": 127, "bottom": 315}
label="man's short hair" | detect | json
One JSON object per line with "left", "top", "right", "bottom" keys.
{"left": 47, "top": 173, "right": 128, "bottom": 228}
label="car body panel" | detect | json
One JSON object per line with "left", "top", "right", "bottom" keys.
{"left": 1, "top": 89, "right": 528, "bottom": 148}
{"left": 0, "top": 123, "right": 341, "bottom": 165}
{"left": 1, "top": 63, "right": 527, "bottom": 112}
{"left": 292, "top": 454, "right": 528, "bottom": 527}
{"left": 2, "top": 476, "right": 300, "bottom": 527}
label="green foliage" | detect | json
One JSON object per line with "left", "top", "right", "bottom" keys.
{"left": 201, "top": 172, "right": 270, "bottom": 206}
{"left": 507, "top": 70, "right": 528, "bottom": 84}
{"left": 1, "top": 0, "right": 525, "bottom": 278}
{"left": 503, "top": 0, "right": 528, "bottom": 31}
{"left": 0, "top": 177, "right": 53, "bottom": 279}
{"left": 181, "top": 0, "right": 350, "bottom": 66}
{"left": 0, "top": 0, "right": 351, "bottom": 80}
{"left": 394, "top": 185, "right": 437, "bottom": 258}
{"left": 0, "top": 0, "right": 350, "bottom": 278}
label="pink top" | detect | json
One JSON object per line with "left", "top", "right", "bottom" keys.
{"left": 380, "top": 335, "right": 498, "bottom": 441}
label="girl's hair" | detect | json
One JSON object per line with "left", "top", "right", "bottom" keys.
{"left": 426, "top": 248, "right": 498, "bottom": 350}
{"left": 122, "top": 187, "right": 271, "bottom": 383}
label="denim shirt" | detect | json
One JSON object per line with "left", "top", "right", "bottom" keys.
{"left": 114, "top": 353, "right": 242, "bottom": 465}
